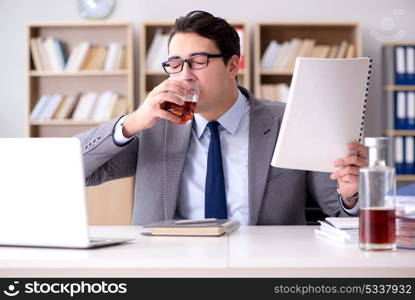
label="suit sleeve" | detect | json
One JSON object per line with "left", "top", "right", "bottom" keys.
{"left": 306, "top": 171, "right": 352, "bottom": 217}
{"left": 75, "top": 118, "right": 138, "bottom": 186}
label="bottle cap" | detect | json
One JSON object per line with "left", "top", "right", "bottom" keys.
{"left": 364, "top": 137, "right": 388, "bottom": 148}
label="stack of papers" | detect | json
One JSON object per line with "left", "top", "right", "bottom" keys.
{"left": 397, "top": 213, "right": 415, "bottom": 249}
{"left": 396, "top": 183, "right": 415, "bottom": 215}
{"left": 315, "top": 217, "right": 359, "bottom": 244}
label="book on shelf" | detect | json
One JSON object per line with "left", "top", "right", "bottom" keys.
{"left": 260, "top": 83, "right": 289, "bottom": 102}
{"left": 394, "top": 136, "right": 415, "bottom": 175}
{"left": 336, "top": 40, "right": 348, "bottom": 59}
{"left": 260, "top": 39, "right": 356, "bottom": 72}
{"left": 146, "top": 29, "right": 169, "bottom": 72}
{"left": 260, "top": 40, "right": 279, "bottom": 70}
{"left": 91, "top": 91, "right": 119, "bottom": 121}
{"left": 142, "top": 219, "right": 240, "bottom": 237}
{"left": 111, "top": 97, "right": 128, "bottom": 118}
{"left": 383, "top": 45, "right": 415, "bottom": 85}
{"left": 115, "top": 46, "right": 126, "bottom": 70}
{"left": 30, "top": 37, "right": 44, "bottom": 71}
{"left": 30, "top": 94, "right": 50, "bottom": 120}
{"left": 83, "top": 46, "right": 108, "bottom": 70}
{"left": 393, "top": 91, "right": 415, "bottom": 130}
{"left": 271, "top": 41, "right": 289, "bottom": 71}
{"left": 66, "top": 42, "right": 91, "bottom": 72}
{"left": 346, "top": 44, "right": 356, "bottom": 58}
{"left": 72, "top": 92, "right": 98, "bottom": 120}
{"left": 42, "top": 37, "right": 67, "bottom": 71}
{"left": 104, "top": 43, "right": 122, "bottom": 71}
{"left": 282, "top": 38, "right": 302, "bottom": 71}
{"left": 39, "top": 94, "right": 64, "bottom": 120}
{"left": 52, "top": 95, "right": 68, "bottom": 119}
{"left": 328, "top": 45, "right": 339, "bottom": 58}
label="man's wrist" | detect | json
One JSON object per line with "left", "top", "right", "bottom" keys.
{"left": 113, "top": 115, "right": 133, "bottom": 146}
{"left": 337, "top": 186, "right": 359, "bottom": 208}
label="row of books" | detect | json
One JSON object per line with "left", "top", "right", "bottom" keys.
{"left": 384, "top": 45, "right": 415, "bottom": 85}
{"left": 146, "top": 27, "right": 245, "bottom": 72}
{"left": 394, "top": 91, "right": 415, "bottom": 130}
{"left": 30, "top": 37, "right": 126, "bottom": 72}
{"left": 260, "top": 83, "right": 289, "bottom": 102}
{"left": 394, "top": 136, "right": 415, "bottom": 175}
{"left": 30, "top": 91, "right": 127, "bottom": 122}
{"left": 261, "top": 39, "right": 356, "bottom": 72}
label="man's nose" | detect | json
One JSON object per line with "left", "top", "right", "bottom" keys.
{"left": 180, "top": 61, "right": 196, "bottom": 81}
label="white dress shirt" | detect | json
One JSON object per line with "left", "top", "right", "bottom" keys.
{"left": 176, "top": 91, "right": 250, "bottom": 224}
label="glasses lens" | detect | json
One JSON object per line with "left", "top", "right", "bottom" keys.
{"left": 188, "top": 55, "right": 208, "bottom": 70}
{"left": 164, "top": 59, "right": 183, "bottom": 73}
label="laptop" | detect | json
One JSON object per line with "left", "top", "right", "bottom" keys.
{"left": 0, "top": 137, "right": 133, "bottom": 249}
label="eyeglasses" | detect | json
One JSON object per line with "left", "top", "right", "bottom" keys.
{"left": 162, "top": 53, "right": 226, "bottom": 74}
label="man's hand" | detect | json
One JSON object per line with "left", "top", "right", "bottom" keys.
{"left": 330, "top": 142, "right": 368, "bottom": 201}
{"left": 122, "top": 79, "right": 187, "bottom": 138}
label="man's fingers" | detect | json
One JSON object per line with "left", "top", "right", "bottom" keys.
{"left": 340, "top": 174, "right": 358, "bottom": 184}
{"left": 155, "top": 92, "right": 185, "bottom": 107}
{"left": 330, "top": 166, "right": 359, "bottom": 180}
{"left": 156, "top": 109, "right": 182, "bottom": 124}
{"left": 348, "top": 142, "right": 368, "bottom": 159}
{"left": 334, "top": 155, "right": 368, "bottom": 168}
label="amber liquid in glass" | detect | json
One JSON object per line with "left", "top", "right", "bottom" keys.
{"left": 359, "top": 207, "right": 396, "bottom": 250}
{"left": 161, "top": 101, "right": 196, "bottom": 124}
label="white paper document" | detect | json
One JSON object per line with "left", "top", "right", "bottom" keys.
{"left": 271, "top": 57, "right": 371, "bottom": 172}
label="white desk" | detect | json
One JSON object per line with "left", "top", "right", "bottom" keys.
{"left": 1, "top": 226, "right": 414, "bottom": 277}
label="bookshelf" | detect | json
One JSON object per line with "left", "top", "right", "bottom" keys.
{"left": 26, "top": 21, "right": 135, "bottom": 225}
{"left": 140, "top": 21, "right": 250, "bottom": 102}
{"left": 383, "top": 42, "right": 415, "bottom": 182}
{"left": 254, "top": 21, "right": 362, "bottom": 100}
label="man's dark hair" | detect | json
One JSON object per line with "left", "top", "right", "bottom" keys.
{"left": 168, "top": 10, "right": 240, "bottom": 66}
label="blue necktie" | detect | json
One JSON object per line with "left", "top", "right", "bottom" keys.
{"left": 205, "top": 121, "right": 227, "bottom": 219}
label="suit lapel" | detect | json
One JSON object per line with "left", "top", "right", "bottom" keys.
{"left": 248, "top": 94, "right": 282, "bottom": 225}
{"left": 163, "top": 121, "right": 192, "bottom": 220}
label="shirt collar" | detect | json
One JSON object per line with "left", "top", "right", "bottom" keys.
{"left": 193, "top": 90, "right": 248, "bottom": 139}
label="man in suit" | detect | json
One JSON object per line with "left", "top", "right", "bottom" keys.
{"left": 77, "top": 11, "right": 368, "bottom": 225}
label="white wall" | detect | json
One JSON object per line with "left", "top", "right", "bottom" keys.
{"left": 0, "top": 0, "right": 414, "bottom": 137}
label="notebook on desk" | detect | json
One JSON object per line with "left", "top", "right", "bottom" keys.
{"left": 142, "top": 219, "right": 240, "bottom": 236}
{"left": 0, "top": 138, "right": 133, "bottom": 249}
{"left": 271, "top": 57, "right": 372, "bottom": 172}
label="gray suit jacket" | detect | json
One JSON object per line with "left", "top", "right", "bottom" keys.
{"left": 77, "top": 86, "right": 351, "bottom": 225}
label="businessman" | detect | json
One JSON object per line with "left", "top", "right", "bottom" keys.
{"left": 77, "top": 11, "right": 368, "bottom": 225}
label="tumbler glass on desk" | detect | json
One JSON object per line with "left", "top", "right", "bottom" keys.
{"left": 359, "top": 137, "right": 396, "bottom": 251}
{"left": 161, "top": 77, "right": 201, "bottom": 125}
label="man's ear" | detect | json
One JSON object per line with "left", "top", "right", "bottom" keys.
{"left": 227, "top": 55, "right": 239, "bottom": 79}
